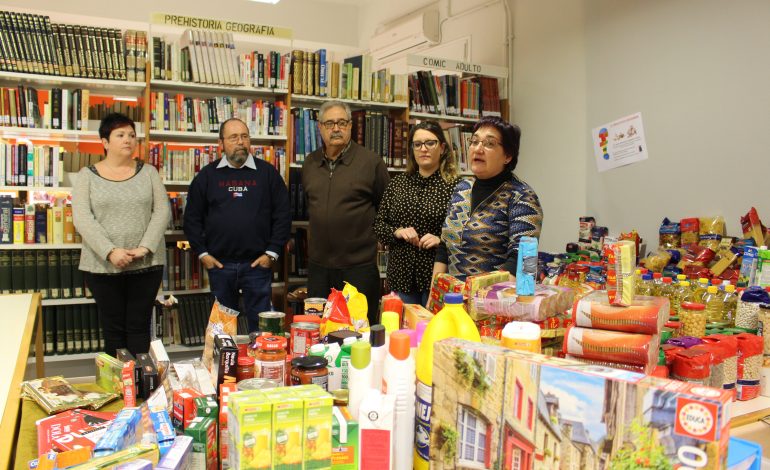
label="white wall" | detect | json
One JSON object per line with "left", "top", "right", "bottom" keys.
{"left": 0, "top": 0, "right": 361, "bottom": 46}
{"left": 509, "top": 0, "right": 587, "bottom": 252}
{"left": 584, "top": 0, "right": 770, "bottom": 248}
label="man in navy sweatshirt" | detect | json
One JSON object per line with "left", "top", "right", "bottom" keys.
{"left": 184, "top": 118, "right": 291, "bottom": 332}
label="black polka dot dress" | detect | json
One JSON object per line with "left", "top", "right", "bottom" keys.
{"left": 374, "top": 171, "right": 460, "bottom": 294}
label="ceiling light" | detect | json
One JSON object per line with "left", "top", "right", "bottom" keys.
{"left": 248, "top": 0, "right": 280, "bottom": 4}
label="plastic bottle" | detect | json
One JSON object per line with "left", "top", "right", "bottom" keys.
{"left": 634, "top": 269, "right": 642, "bottom": 287}
{"left": 651, "top": 272, "right": 663, "bottom": 296}
{"left": 340, "top": 337, "right": 356, "bottom": 389}
{"left": 415, "top": 320, "right": 428, "bottom": 348}
{"left": 383, "top": 332, "right": 416, "bottom": 470}
{"left": 381, "top": 311, "right": 400, "bottom": 335}
{"left": 703, "top": 285, "right": 725, "bottom": 324}
{"left": 693, "top": 277, "right": 710, "bottom": 302}
{"left": 722, "top": 284, "right": 738, "bottom": 326}
{"left": 369, "top": 325, "right": 387, "bottom": 393}
{"left": 637, "top": 273, "right": 654, "bottom": 296}
{"left": 414, "top": 293, "right": 480, "bottom": 470}
{"left": 659, "top": 277, "right": 675, "bottom": 303}
{"left": 671, "top": 280, "right": 689, "bottom": 316}
{"left": 348, "top": 341, "right": 373, "bottom": 419}
{"left": 678, "top": 281, "right": 694, "bottom": 304}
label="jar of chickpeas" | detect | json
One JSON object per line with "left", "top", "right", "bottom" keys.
{"left": 680, "top": 302, "right": 707, "bottom": 338}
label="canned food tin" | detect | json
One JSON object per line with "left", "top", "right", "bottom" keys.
{"left": 258, "top": 311, "right": 286, "bottom": 335}
{"left": 291, "top": 322, "right": 320, "bottom": 357}
{"left": 236, "top": 377, "right": 281, "bottom": 391}
{"left": 304, "top": 297, "right": 326, "bottom": 315}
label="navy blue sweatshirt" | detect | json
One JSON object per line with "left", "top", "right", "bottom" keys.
{"left": 183, "top": 157, "right": 291, "bottom": 262}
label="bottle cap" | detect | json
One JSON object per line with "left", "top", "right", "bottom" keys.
{"left": 725, "top": 285, "right": 736, "bottom": 293}
{"left": 707, "top": 286, "right": 718, "bottom": 294}
{"left": 255, "top": 335, "right": 287, "bottom": 351}
{"left": 642, "top": 274, "right": 653, "bottom": 281}
{"left": 369, "top": 324, "right": 386, "bottom": 347}
{"left": 711, "top": 278, "right": 721, "bottom": 286}
{"left": 662, "top": 277, "right": 672, "bottom": 283}
{"left": 640, "top": 268, "right": 649, "bottom": 274}
{"left": 635, "top": 269, "right": 641, "bottom": 275}
{"left": 381, "top": 311, "right": 400, "bottom": 335}
{"left": 653, "top": 273, "right": 662, "bottom": 279}
{"left": 351, "top": 341, "right": 372, "bottom": 369}
{"left": 309, "top": 343, "right": 326, "bottom": 354}
{"left": 699, "top": 278, "right": 709, "bottom": 284}
{"left": 444, "top": 293, "right": 463, "bottom": 304}
{"left": 398, "top": 329, "right": 417, "bottom": 348}
{"left": 677, "top": 274, "right": 687, "bottom": 280}
{"left": 388, "top": 331, "right": 410, "bottom": 360}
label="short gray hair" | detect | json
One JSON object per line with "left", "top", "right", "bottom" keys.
{"left": 319, "top": 101, "right": 352, "bottom": 121}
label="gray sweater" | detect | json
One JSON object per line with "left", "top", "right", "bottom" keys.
{"left": 72, "top": 162, "right": 170, "bottom": 274}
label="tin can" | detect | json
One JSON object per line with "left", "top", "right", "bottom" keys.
{"left": 236, "top": 377, "right": 282, "bottom": 391}
{"left": 291, "top": 322, "right": 320, "bottom": 357}
{"left": 258, "top": 311, "right": 286, "bottom": 335}
{"left": 304, "top": 297, "right": 326, "bottom": 316}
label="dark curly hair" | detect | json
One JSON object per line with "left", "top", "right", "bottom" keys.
{"left": 473, "top": 116, "right": 521, "bottom": 173}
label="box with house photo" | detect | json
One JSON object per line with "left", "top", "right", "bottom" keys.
{"left": 429, "top": 339, "right": 732, "bottom": 470}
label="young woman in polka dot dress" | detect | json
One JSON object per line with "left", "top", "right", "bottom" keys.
{"left": 374, "top": 120, "right": 460, "bottom": 306}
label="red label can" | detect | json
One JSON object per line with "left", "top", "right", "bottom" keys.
{"left": 290, "top": 322, "right": 320, "bottom": 357}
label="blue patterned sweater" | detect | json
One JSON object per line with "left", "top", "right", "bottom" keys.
{"left": 441, "top": 173, "right": 543, "bottom": 279}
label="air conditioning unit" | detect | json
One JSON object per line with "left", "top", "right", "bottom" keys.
{"left": 369, "top": 10, "right": 440, "bottom": 62}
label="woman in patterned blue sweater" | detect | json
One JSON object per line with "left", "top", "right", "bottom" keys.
{"left": 433, "top": 116, "right": 543, "bottom": 281}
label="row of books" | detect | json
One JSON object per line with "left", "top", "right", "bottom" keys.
{"left": 409, "top": 71, "right": 502, "bottom": 118}
{"left": 42, "top": 304, "right": 103, "bottom": 355}
{"left": 146, "top": 143, "right": 285, "bottom": 183}
{"left": 444, "top": 126, "right": 475, "bottom": 173}
{"left": 0, "top": 11, "right": 147, "bottom": 81}
{"left": 162, "top": 243, "right": 210, "bottom": 292}
{"left": 62, "top": 150, "right": 102, "bottom": 173}
{"left": 152, "top": 293, "right": 252, "bottom": 347}
{"left": 351, "top": 110, "right": 409, "bottom": 168}
{"left": 167, "top": 192, "right": 187, "bottom": 230}
{"left": 290, "top": 50, "right": 408, "bottom": 104}
{"left": 288, "top": 168, "right": 307, "bottom": 221}
{"left": 1, "top": 144, "right": 64, "bottom": 188}
{"left": 0, "top": 199, "right": 79, "bottom": 245}
{"left": 290, "top": 107, "right": 322, "bottom": 163}
{"left": 149, "top": 91, "right": 287, "bottom": 136}
{"left": 0, "top": 248, "right": 86, "bottom": 299}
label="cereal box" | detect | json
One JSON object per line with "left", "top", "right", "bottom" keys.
{"left": 173, "top": 388, "right": 203, "bottom": 432}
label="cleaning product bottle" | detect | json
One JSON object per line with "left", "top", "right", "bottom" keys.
{"left": 348, "top": 341, "right": 373, "bottom": 418}
{"left": 381, "top": 311, "right": 400, "bottom": 335}
{"left": 383, "top": 331, "right": 416, "bottom": 470}
{"left": 414, "top": 293, "right": 480, "bottom": 470}
{"left": 369, "top": 324, "right": 387, "bottom": 393}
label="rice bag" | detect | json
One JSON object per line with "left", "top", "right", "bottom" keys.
{"left": 605, "top": 240, "right": 636, "bottom": 306}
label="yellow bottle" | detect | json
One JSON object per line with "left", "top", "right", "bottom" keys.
{"left": 671, "top": 281, "right": 691, "bottom": 316}
{"left": 703, "top": 285, "right": 725, "bottom": 324}
{"left": 693, "top": 278, "right": 710, "bottom": 302}
{"left": 414, "top": 293, "right": 480, "bottom": 470}
{"left": 722, "top": 284, "right": 738, "bottom": 326}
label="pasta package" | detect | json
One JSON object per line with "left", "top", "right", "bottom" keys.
{"left": 201, "top": 300, "right": 239, "bottom": 372}
{"left": 563, "top": 326, "right": 658, "bottom": 367}
{"left": 468, "top": 282, "right": 575, "bottom": 321}
{"left": 741, "top": 207, "right": 766, "bottom": 247}
{"left": 659, "top": 218, "right": 681, "bottom": 248}
{"left": 604, "top": 240, "right": 636, "bottom": 306}
{"left": 571, "top": 291, "right": 669, "bottom": 334}
{"left": 699, "top": 216, "right": 725, "bottom": 251}
{"left": 641, "top": 249, "right": 671, "bottom": 273}
{"left": 680, "top": 218, "right": 700, "bottom": 246}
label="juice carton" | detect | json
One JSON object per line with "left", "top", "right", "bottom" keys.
{"left": 219, "top": 383, "right": 239, "bottom": 470}
{"left": 194, "top": 396, "right": 219, "bottom": 420}
{"left": 228, "top": 392, "right": 272, "bottom": 470}
{"left": 331, "top": 407, "right": 359, "bottom": 470}
{"left": 184, "top": 417, "right": 218, "bottom": 470}
{"left": 270, "top": 394, "right": 305, "bottom": 470}
{"left": 294, "top": 388, "right": 333, "bottom": 470}
{"left": 173, "top": 388, "right": 203, "bottom": 432}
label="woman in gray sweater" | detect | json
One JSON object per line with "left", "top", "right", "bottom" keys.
{"left": 72, "top": 113, "right": 169, "bottom": 357}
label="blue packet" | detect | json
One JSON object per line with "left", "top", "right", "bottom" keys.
{"left": 516, "top": 236, "right": 538, "bottom": 296}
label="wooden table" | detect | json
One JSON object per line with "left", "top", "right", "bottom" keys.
{"left": 0, "top": 293, "right": 43, "bottom": 470}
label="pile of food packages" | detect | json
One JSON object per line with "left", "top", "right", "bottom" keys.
{"left": 22, "top": 209, "right": 770, "bottom": 469}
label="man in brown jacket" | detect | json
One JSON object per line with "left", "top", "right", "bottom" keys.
{"left": 302, "top": 101, "right": 390, "bottom": 325}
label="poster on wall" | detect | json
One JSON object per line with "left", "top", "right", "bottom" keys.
{"left": 592, "top": 112, "right": 648, "bottom": 172}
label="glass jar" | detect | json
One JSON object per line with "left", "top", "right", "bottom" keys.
{"left": 680, "top": 302, "right": 707, "bottom": 338}
{"left": 255, "top": 335, "right": 288, "bottom": 381}
{"left": 236, "top": 355, "right": 256, "bottom": 382}
{"left": 291, "top": 356, "right": 329, "bottom": 390}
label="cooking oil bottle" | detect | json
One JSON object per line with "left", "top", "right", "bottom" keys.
{"left": 722, "top": 284, "right": 738, "bottom": 326}
{"left": 702, "top": 285, "right": 725, "bottom": 324}
{"left": 636, "top": 273, "right": 654, "bottom": 296}
{"left": 692, "top": 277, "right": 710, "bottom": 302}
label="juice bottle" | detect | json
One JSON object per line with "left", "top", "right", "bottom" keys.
{"left": 414, "top": 293, "right": 480, "bottom": 470}
{"left": 636, "top": 274, "right": 654, "bottom": 296}
{"left": 703, "top": 285, "right": 725, "bottom": 324}
{"left": 722, "top": 284, "right": 738, "bottom": 326}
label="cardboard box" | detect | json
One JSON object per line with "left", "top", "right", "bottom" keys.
{"left": 173, "top": 388, "right": 204, "bottom": 432}
{"left": 93, "top": 407, "right": 142, "bottom": 457}
{"left": 185, "top": 417, "right": 218, "bottom": 470}
{"left": 267, "top": 391, "right": 304, "bottom": 469}
{"left": 429, "top": 339, "right": 733, "bottom": 470}
{"left": 156, "top": 435, "right": 193, "bottom": 470}
{"left": 116, "top": 349, "right": 141, "bottom": 395}
{"left": 95, "top": 353, "right": 124, "bottom": 395}
{"left": 403, "top": 304, "right": 433, "bottom": 330}
{"left": 194, "top": 396, "right": 219, "bottom": 420}
{"left": 295, "top": 388, "right": 333, "bottom": 470}
{"left": 218, "top": 383, "right": 239, "bottom": 470}
{"left": 213, "top": 335, "right": 239, "bottom": 394}
{"left": 149, "top": 408, "right": 175, "bottom": 458}
{"left": 227, "top": 391, "right": 272, "bottom": 470}
{"left": 426, "top": 274, "right": 465, "bottom": 314}
{"left": 331, "top": 407, "right": 358, "bottom": 470}
{"left": 136, "top": 353, "right": 159, "bottom": 399}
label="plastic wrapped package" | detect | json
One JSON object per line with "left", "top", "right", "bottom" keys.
{"left": 680, "top": 218, "right": 700, "bottom": 246}
{"left": 659, "top": 218, "right": 681, "bottom": 248}
{"left": 571, "top": 291, "right": 669, "bottom": 335}
{"left": 605, "top": 240, "right": 636, "bottom": 306}
{"left": 563, "top": 326, "right": 658, "bottom": 367}
{"left": 671, "top": 349, "right": 712, "bottom": 385}
{"left": 691, "top": 344, "right": 727, "bottom": 390}
{"left": 703, "top": 334, "right": 739, "bottom": 393}
{"left": 736, "top": 333, "right": 763, "bottom": 400}
{"left": 641, "top": 249, "right": 672, "bottom": 273}
{"left": 699, "top": 216, "right": 725, "bottom": 251}
{"left": 564, "top": 354, "right": 649, "bottom": 374}
{"left": 665, "top": 336, "right": 704, "bottom": 349}
{"left": 468, "top": 282, "right": 575, "bottom": 321}
{"left": 201, "top": 300, "right": 239, "bottom": 372}
{"left": 21, "top": 376, "right": 118, "bottom": 415}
